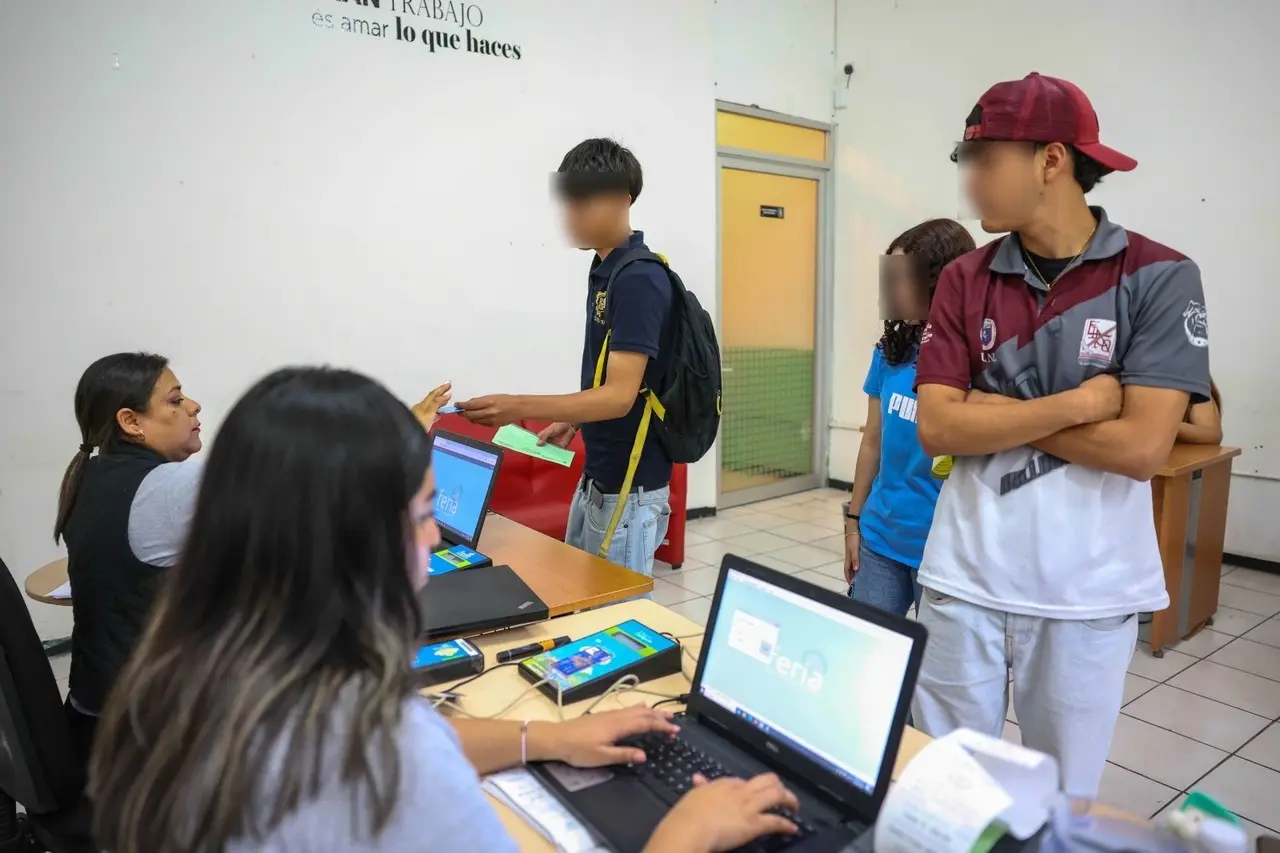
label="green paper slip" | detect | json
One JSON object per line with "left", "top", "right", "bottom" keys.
{"left": 493, "top": 424, "right": 576, "bottom": 467}
{"left": 971, "top": 823, "right": 1006, "bottom": 853}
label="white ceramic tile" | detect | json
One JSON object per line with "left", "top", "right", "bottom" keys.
{"left": 685, "top": 518, "right": 755, "bottom": 541}
{"left": 1221, "top": 567, "right": 1280, "bottom": 597}
{"left": 1207, "top": 606, "right": 1270, "bottom": 637}
{"left": 1150, "top": 628, "right": 1234, "bottom": 659}
{"left": 1002, "top": 721, "right": 1020, "bottom": 744}
{"left": 683, "top": 531, "right": 711, "bottom": 547}
{"left": 1244, "top": 617, "right": 1280, "bottom": 650}
{"left": 722, "top": 531, "right": 796, "bottom": 555}
{"left": 792, "top": 570, "right": 850, "bottom": 595}
{"left": 668, "top": 597, "right": 713, "bottom": 627}
{"left": 741, "top": 512, "right": 803, "bottom": 531}
{"left": 1127, "top": 645, "right": 1198, "bottom": 682}
{"left": 717, "top": 505, "right": 770, "bottom": 521}
{"left": 742, "top": 552, "right": 809, "bottom": 575}
{"left": 1122, "top": 673, "right": 1160, "bottom": 706}
{"left": 1217, "top": 584, "right": 1280, "bottom": 617}
{"left": 769, "top": 544, "right": 841, "bottom": 570}
{"left": 1208, "top": 638, "right": 1280, "bottom": 682}
{"left": 1188, "top": 757, "right": 1280, "bottom": 832}
{"left": 771, "top": 521, "right": 839, "bottom": 544}
{"left": 811, "top": 534, "right": 846, "bottom": 555}
{"left": 49, "top": 653, "right": 71, "bottom": 682}
{"left": 1007, "top": 701, "right": 1017, "bottom": 725}
{"left": 666, "top": 566, "right": 722, "bottom": 597}
{"left": 1168, "top": 660, "right": 1280, "bottom": 718}
{"left": 1096, "top": 762, "right": 1179, "bottom": 820}
{"left": 765, "top": 503, "right": 839, "bottom": 524}
{"left": 1239, "top": 723, "right": 1280, "bottom": 773}
{"left": 683, "top": 540, "right": 745, "bottom": 567}
{"left": 1106, "top": 714, "right": 1228, "bottom": 790}
{"left": 651, "top": 579, "right": 700, "bottom": 607}
{"left": 810, "top": 561, "right": 847, "bottom": 581}
{"left": 1123, "top": 684, "right": 1271, "bottom": 752}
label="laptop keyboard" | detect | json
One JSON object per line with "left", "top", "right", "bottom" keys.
{"left": 623, "top": 731, "right": 819, "bottom": 851}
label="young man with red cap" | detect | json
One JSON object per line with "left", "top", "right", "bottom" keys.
{"left": 912, "top": 73, "right": 1212, "bottom": 795}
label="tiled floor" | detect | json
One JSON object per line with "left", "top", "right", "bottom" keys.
{"left": 657, "top": 487, "right": 1280, "bottom": 839}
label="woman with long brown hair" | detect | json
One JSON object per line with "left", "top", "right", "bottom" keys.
{"left": 90, "top": 366, "right": 800, "bottom": 853}
{"left": 843, "top": 219, "right": 977, "bottom": 616}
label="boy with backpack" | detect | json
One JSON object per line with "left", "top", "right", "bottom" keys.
{"left": 458, "top": 138, "right": 720, "bottom": 580}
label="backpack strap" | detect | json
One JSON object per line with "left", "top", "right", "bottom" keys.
{"left": 590, "top": 248, "right": 669, "bottom": 558}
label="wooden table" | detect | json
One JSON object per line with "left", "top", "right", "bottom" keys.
{"left": 1149, "top": 444, "right": 1242, "bottom": 657}
{"left": 23, "top": 513, "right": 653, "bottom": 616}
{"left": 440, "top": 599, "right": 930, "bottom": 852}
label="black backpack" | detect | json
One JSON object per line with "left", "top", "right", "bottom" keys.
{"left": 596, "top": 248, "right": 722, "bottom": 466}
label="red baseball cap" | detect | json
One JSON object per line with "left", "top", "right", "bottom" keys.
{"left": 963, "top": 72, "right": 1137, "bottom": 173}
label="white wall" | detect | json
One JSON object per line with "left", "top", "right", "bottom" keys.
{"left": 0, "top": 0, "right": 720, "bottom": 638}
{"left": 1, "top": 0, "right": 841, "bottom": 638}
{"left": 830, "top": 0, "right": 1280, "bottom": 560}
{"left": 714, "top": 0, "right": 837, "bottom": 123}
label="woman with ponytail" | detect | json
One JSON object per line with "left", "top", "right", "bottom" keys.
{"left": 843, "top": 220, "right": 976, "bottom": 616}
{"left": 54, "top": 353, "right": 204, "bottom": 764}
{"left": 55, "top": 352, "right": 458, "bottom": 767}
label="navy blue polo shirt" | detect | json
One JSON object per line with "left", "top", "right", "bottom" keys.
{"left": 579, "top": 231, "right": 674, "bottom": 493}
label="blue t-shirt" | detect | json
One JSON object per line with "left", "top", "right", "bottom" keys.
{"left": 579, "top": 231, "right": 673, "bottom": 492}
{"left": 858, "top": 346, "right": 941, "bottom": 569}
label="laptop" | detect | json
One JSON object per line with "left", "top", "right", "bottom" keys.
{"left": 418, "top": 563, "right": 549, "bottom": 639}
{"left": 531, "top": 555, "right": 928, "bottom": 853}
{"left": 427, "top": 429, "right": 504, "bottom": 576}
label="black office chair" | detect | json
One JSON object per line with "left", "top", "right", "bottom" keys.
{"left": 0, "top": 557, "right": 93, "bottom": 853}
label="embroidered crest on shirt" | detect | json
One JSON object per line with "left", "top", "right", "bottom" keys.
{"left": 593, "top": 290, "right": 608, "bottom": 325}
{"left": 980, "top": 318, "right": 996, "bottom": 351}
{"left": 1078, "top": 318, "right": 1118, "bottom": 366}
{"left": 920, "top": 322, "right": 934, "bottom": 344}
{"left": 1182, "top": 299, "right": 1208, "bottom": 348}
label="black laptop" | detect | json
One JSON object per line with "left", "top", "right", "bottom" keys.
{"left": 530, "top": 555, "right": 928, "bottom": 853}
{"left": 418, "top": 564, "right": 548, "bottom": 640}
{"left": 426, "top": 430, "right": 504, "bottom": 576}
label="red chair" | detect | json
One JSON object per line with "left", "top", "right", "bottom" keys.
{"left": 435, "top": 415, "right": 687, "bottom": 568}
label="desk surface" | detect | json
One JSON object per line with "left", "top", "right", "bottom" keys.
{"left": 23, "top": 514, "right": 653, "bottom": 615}
{"left": 442, "top": 600, "right": 931, "bottom": 852}
{"left": 1158, "top": 443, "right": 1242, "bottom": 478}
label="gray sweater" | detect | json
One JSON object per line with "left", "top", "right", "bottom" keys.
{"left": 224, "top": 698, "right": 519, "bottom": 852}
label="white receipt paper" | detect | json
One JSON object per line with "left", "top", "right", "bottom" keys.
{"left": 49, "top": 581, "right": 72, "bottom": 600}
{"left": 483, "top": 768, "right": 607, "bottom": 853}
{"left": 873, "top": 729, "right": 1058, "bottom": 852}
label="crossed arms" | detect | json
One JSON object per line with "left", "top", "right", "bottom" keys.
{"left": 916, "top": 380, "right": 1189, "bottom": 482}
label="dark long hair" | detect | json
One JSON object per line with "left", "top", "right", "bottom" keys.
{"left": 90, "top": 367, "right": 434, "bottom": 853}
{"left": 880, "top": 219, "right": 976, "bottom": 365}
{"left": 54, "top": 352, "right": 169, "bottom": 543}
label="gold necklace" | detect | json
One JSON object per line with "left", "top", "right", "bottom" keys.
{"left": 1023, "top": 225, "right": 1097, "bottom": 290}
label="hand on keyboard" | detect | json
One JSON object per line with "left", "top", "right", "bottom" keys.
{"left": 642, "top": 772, "right": 801, "bottom": 853}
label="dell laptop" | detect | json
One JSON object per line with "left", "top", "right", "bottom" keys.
{"left": 531, "top": 555, "right": 928, "bottom": 853}
{"left": 427, "top": 429, "right": 504, "bottom": 576}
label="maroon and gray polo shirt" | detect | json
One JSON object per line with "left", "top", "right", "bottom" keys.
{"left": 914, "top": 208, "right": 1211, "bottom": 619}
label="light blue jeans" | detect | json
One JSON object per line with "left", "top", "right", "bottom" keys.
{"left": 848, "top": 541, "right": 922, "bottom": 617}
{"left": 911, "top": 589, "right": 1138, "bottom": 797}
{"left": 566, "top": 479, "right": 671, "bottom": 598}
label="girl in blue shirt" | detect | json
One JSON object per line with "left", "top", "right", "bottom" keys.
{"left": 844, "top": 220, "right": 976, "bottom": 616}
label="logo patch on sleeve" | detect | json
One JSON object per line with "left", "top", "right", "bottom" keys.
{"left": 1078, "top": 318, "right": 1118, "bottom": 366}
{"left": 980, "top": 318, "right": 996, "bottom": 351}
{"left": 1183, "top": 299, "right": 1208, "bottom": 348}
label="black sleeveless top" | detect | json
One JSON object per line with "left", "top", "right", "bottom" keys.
{"left": 62, "top": 443, "right": 168, "bottom": 714}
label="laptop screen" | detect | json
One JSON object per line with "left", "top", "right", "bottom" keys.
{"left": 696, "top": 568, "right": 915, "bottom": 796}
{"left": 431, "top": 434, "right": 501, "bottom": 545}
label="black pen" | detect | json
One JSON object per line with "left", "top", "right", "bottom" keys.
{"left": 497, "top": 636, "right": 572, "bottom": 663}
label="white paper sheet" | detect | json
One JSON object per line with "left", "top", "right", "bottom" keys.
{"left": 49, "top": 580, "right": 72, "bottom": 599}
{"left": 949, "top": 728, "right": 1058, "bottom": 839}
{"left": 483, "top": 768, "right": 607, "bottom": 853}
{"left": 874, "top": 737, "right": 1013, "bottom": 853}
